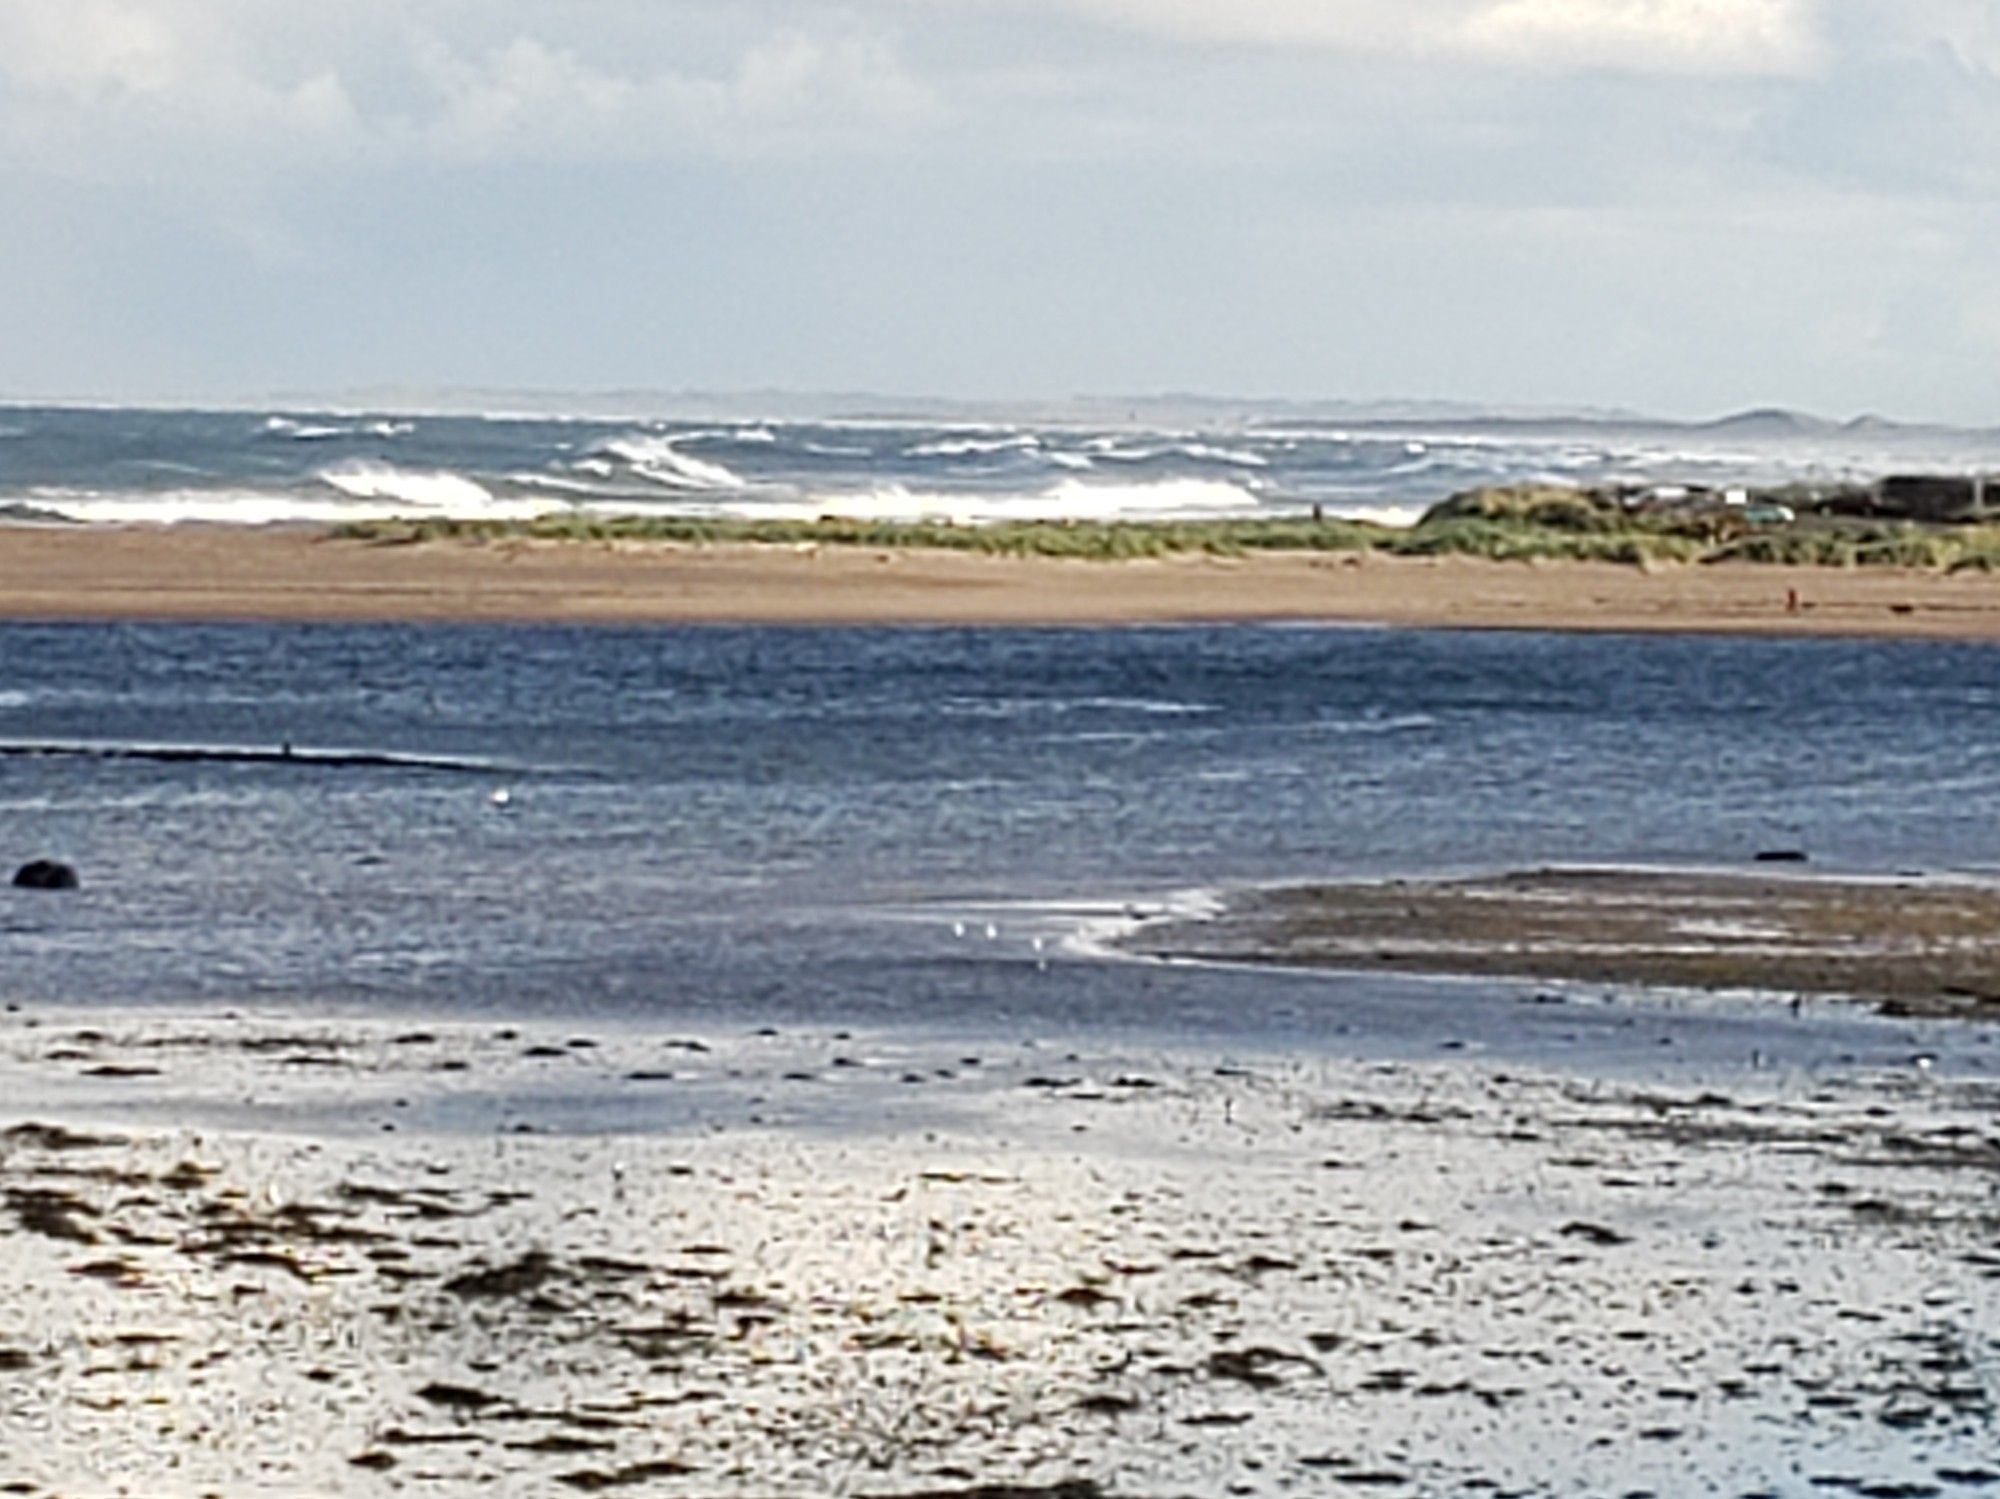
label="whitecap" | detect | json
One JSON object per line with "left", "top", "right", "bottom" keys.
{"left": 264, "top": 416, "right": 355, "bottom": 441}
{"left": 35, "top": 475, "right": 564, "bottom": 526}
{"left": 600, "top": 433, "right": 747, "bottom": 491}
{"left": 321, "top": 461, "right": 498, "bottom": 510}
{"left": 906, "top": 433, "right": 1041, "bottom": 459}
{"left": 1175, "top": 442, "right": 1270, "bottom": 468}
{"left": 710, "top": 476, "right": 1264, "bottom": 526}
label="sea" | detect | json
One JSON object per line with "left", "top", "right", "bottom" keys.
{"left": 9, "top": 400, "right": 2000, "bottom": 528}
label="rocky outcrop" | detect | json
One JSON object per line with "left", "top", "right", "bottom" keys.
{"left": 12, "top": 860, "right": 78, "bottom": 891}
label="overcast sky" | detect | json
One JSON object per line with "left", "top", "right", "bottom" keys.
{"left": 3, "top": 0, "right": 1999, "bottom": 421}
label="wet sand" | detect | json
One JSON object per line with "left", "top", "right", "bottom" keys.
{"left": 6, "top": 526, "right": 2000, "bottom": 633}
{"left": 2, "top": 1007, "right": 1997, "bottom": 1496}
{"left": 1130, "top": 868, "right": 2000, "bottom": 1020}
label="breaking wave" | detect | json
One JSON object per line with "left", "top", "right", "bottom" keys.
{"left": 599, "top": 433, "right": 748, "bottom": 491}
{"left": 905, "top": 433, "right": 1042, "bottom": 459}
{"left": 732, "top": 477, "right": 1265, "bottom": 525}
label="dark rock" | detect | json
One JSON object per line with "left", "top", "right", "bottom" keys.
{"left": 1876, "top": 474, "right": 1992, "bottom": 523}
{"left": 1754, "top": 850, "right": 1809, "bottom": 864}
{"left": 12, "top": 859, "right": 78, "bottom": 891}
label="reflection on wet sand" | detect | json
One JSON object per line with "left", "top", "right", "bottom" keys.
{"left": 2, "top": 1011, "right": 1996, "bottom": 1496}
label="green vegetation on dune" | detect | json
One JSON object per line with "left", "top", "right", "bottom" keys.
{"left": 333, "top": 486, "right": 2000, "bottom": 570}
{"left": 335, "top": 512, "right": 1391, "bottom": 559}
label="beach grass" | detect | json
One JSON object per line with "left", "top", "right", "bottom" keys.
{"left": 335, "top": 491, "right": 2000, "bottom": 570}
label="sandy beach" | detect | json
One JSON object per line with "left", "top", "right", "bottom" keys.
{"left": 7, "top": 526, "right": 2000, "bottom": 634}
{"left": 3, "top": 1004, "right": 1998, "bottom": 1497}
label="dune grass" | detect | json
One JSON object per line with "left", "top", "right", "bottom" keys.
{"left": 334, "top": 492, "right": 2000, "bottom": 571}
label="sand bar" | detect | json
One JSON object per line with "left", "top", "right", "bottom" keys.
{"left": 1131, "top": 868, "right": 2000, "bottom": 1019}
{"left": 7, "top": 525, "right": 2000, "bottom": 633}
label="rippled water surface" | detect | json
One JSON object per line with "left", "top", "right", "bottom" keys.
{"left": 5, "top": 620, "right": 2000, "bottom": 1040}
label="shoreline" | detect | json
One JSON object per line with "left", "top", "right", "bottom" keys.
{"left": 1, "top": 524, "right": 2000, "bottom": 634}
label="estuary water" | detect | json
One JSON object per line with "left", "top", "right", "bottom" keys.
{"left": 5, "top": 619, "right": 2000, "bottom": 1076}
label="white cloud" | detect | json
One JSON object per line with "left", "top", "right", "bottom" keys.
{"left": 0, "top": 0, "right": 186, "bottom": 97}
{"left": 0, "top": 2, "right": 941, "bottom": 167}
{"left": 1018, "top": 0, "right": 1821, "bottom": 74}
{"left": 403, "top": 29, "right": 939, "bottom": 159}
{"left": 1461, "top": 0, "right": 1820, "bottom": 73}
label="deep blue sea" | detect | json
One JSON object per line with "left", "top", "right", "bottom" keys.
{"left": 6, "top": 618, "right": 2000, "bottom": 1079}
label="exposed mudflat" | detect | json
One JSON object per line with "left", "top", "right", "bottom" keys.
{"left": 1129, "top": 868, "right": 2000, "bottom": 1020}
{"left": 2, "top": 1009, "right": 1998, "bottom": 1496}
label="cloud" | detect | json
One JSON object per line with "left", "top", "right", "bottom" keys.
{"left": 402, "top": 28, "right": 940, "bottom": 160}
{"left": 1020, "top": 0, "right": 1822, "bottom": 74}
{"left": 0, "top": 2, "right": 941, "bottom": 169}
{"left": 0, "top": 0, "right": 186, "bottom": 97}
{"left": 1460, "top": 0, "right": 1821, "bottom": 73}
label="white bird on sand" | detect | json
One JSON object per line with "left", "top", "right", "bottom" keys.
{"left": 490, "top": 787, "right": 513, "bottom": 808}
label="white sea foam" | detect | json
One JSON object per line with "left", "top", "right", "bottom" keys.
{"left": 1086, "top": 440, "right": 1270, "bottom": 468}
{"left": 265, "top": 416, "right": 355, "bottom": 441}
{"left": 601, "top": 433, "right": 747, "bottom": 491}
{"left": 1178, "top": 442, "right": 1270, "bottom": 467}
{"left": 26, "top": 459, "right": 563, "bottom": 525}
{"left": 321, "top": 461, "right": 499, "bottom": 510}
{"left": 712, "top": 476, "right": 1264, "bottom": 526}
{"left": 26, "top": 486, "right": 550, "bottom": 526}
{"left": 1321, "top": 501, "right": 1427, "bottom": 528}
{"left": 906, "top": 433, "right": 1041, "bottom": 459}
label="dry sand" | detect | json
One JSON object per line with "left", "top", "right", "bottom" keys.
{"left": 6, "top": 526, "right": 2000, "bottom": 633}
{"left": 2, "top": 1008, "right": 1998, "bottom": 1497}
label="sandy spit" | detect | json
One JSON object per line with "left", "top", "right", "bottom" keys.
{"left": 5, "top": 527, "right": 2000, "bottom": 633}
{"left": 1129, "top": 868, "right": 2000, "bottom": 1020}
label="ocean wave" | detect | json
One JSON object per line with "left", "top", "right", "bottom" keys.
{"left": 1086, "top": 440, "right": 1269, "bottom": 468}
{"left": 905, "top": 433, "right": 1041, "bottom": 459}
{"left": 599, "top": 433, "right": 747, "bottom": 491}
{"left": 22, "top": 462, "right": 564, "bottom": 525}
{"left": 939, "top": 695, "right": 1218, "bottom": 719}
{"left": 721, "top": 477, "right": 1265, "bottom": 525}
{"left": 320, "top": 461, "right": 499, "bottom": 510}
{"left": 265, "top": 416, "right": 354, "bottom": 441}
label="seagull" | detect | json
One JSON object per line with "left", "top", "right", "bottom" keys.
{"left": 490, "top": 787, "right": 513, "bottom": 808}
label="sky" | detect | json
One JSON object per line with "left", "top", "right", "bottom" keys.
{"left": 2, "top": 0, "right": 2000, "bottom": 422}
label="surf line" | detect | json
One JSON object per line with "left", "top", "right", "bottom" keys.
{"left": 0, "top": 741, "right": 524, "bottom": 775}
